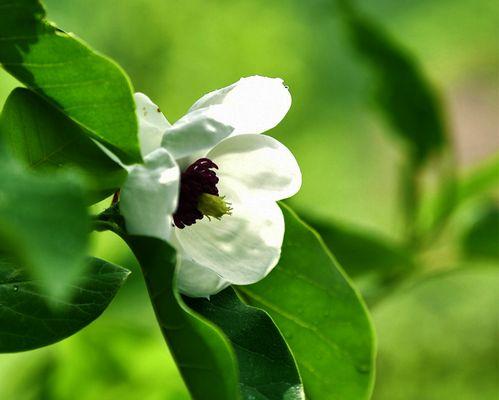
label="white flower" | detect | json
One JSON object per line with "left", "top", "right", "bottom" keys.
{"left": 121, "top": 76, "right": 301, "bottom": 297}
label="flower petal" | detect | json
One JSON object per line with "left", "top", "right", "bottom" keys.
{"left": 134, "top": 93, "right": 171, "bottom": 158}
{"left": 174, "top": 185, "right": 284, "bottom": 285}
{"left": 176, "top": 256, "right": 230, "bottom": 298}
{"left": 188, "top": 76, "right": 292, "bottom": 135}
{"left": 162, "top": 107, "right": 234, "bottom": 160}
{"left": 207, "top": 134, "right": 302, "bottom": 201}
{"left": 121, "top": 148, "right": 180, "bottom": 241}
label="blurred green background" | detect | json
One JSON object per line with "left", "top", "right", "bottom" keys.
{"left": 0, "top": 0, "right": 497, "bottom": 399}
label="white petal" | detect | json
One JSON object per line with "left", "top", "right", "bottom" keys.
{"left": 134, "top": 93, "right": 171, "bottom": 158}
{"left": 188, "top": 76, "right": 292, "bottom": 135}
{"left": 176, "top": 256, "right": 230, "bottom": 298}
{"left": 162, "top": 107, "right": 233, "bottom": 159}
{"left": 174, "top": 185, "right": 284, "bottom": 285}
{"left": 207, "top": 134, "right": 302, "bottom": 201}
{"left": 120, "top": 148, "right": 180, "bottom": 241}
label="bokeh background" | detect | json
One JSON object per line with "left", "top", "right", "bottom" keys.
{"left": 0, "top": 0, "right": 497, "bottom": 399}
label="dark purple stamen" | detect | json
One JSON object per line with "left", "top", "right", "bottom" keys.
{"left": 173, "top": 158, "right": 219, "bottom": 229}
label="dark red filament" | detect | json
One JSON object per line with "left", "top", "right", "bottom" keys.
{"left": 173, "top": 158, "right": 219, "bottom": 229}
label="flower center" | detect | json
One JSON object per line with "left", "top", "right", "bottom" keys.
{"left": 173, "top": 158, "right": 232, "bottom": 229}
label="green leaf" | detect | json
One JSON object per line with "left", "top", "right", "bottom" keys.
{"left": 302, "top": 216, "right": 416, "bottom": 304}
{"left": 0, "top": 0, "right": 140, "bottom": 163}
{"left": 461, "top": 203, "right": 499, "bottom": 262}
{"left": 373, "top": 267, "right": 498, "bottom": 400}
{"left": 124, "top": 235, "right": 241, "bottom": 400}
{"left": 302, "top": 215, "right": 413, "bottom": 278}
{"left": 458, "top": 155, "right": 499, "bottom": 205}
{"left": 185, "top": 288, "right": 305, "bottom": 400}
{"left": 422, "top": 155, "right": 498, "bottom": 235}
{"left": 0, "top": 255, "right": 130, "bottom": 353}
{"left": 0, "top": 158, "right": 90, "bottom": 298}
{"left": 0, "top": 88, "right": 126, "bottom": 202}
{"left": 339, "top": 2, "right": 447, "bottom": 164}
{"left": 237, "top": 204, "right": 375, "bottom": 400}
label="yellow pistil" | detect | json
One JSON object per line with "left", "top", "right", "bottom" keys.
{"left": 197, "top": 193, "right": 232, "bottom": 220}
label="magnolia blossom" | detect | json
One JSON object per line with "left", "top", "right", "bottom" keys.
{"left": 120, "top": 76, "right": 301, "bottom": 297}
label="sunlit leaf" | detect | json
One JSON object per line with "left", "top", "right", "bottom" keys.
{"left": 0, "top": 0, "right": 140, "bottom": 163}
{"left": 238, "top": 204, "right": 375, "bottom": 400}
{"left": 0, "top": 88, "right": 126, "bottom": 202}
{"left": 0, "top": 157, "right": 90, "bottom": 298}
{"left": 0, "top": 255, "right": 130, "bottom": 353}
{"left": 186, "top": 287, "right": 305, "bottom": 400}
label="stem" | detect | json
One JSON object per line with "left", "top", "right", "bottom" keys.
{"left": 422, "top": 148, "right": 459, "bottom": 247}
{"left": 92, "top": 203, "right": 126, "bottom": 236}
{"left": 401, "top": 156, "right": 421, "bottom": 248}
{"left": 90, "top": 205, "right": 235, "bottom": 399}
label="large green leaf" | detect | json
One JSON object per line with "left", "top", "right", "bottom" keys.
{"left": 0, "top": 0, "right": 140, "bottom": 163}
{"left": 0, "top": 158, "right": 90, "bottom": 298}
{"left": 124, "top": 235, "right": 241, "bottom": 400}
{"left": 238, "top": 204, "right": 375, "bottom": 400}
{"left": 0, "top": 255, "right": 130, "bottom": 353}
{"left": 186, "top": 288, "right": 305, "bottom": 400}
{"left": 303, "top": 215, "right": 413, "bottom": 278}
{"left": 303, "top": 215, "right": 415, "bottom": 304}
{"left": 0, "top": 88, "right": 126, "bottom": 202}
{"left": 339, "top": 2, "right": 447, "bottom": 164}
